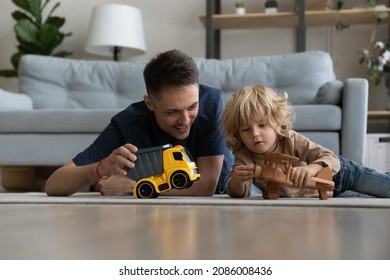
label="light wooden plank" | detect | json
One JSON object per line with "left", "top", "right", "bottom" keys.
{"left": 199, "top": 8, "right": 390, "bottom": 30}
{"left": 368, "top": 110, "right": 390, "bottom": 118}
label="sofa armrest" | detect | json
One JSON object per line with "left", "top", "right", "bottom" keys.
{"left": 0, "top": 89, "right": 33, "bottom": 110}
{"left": 341, "top": 78, "right": 369, "bottom": 164}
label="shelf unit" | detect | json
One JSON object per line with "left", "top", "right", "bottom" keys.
{"left": 366, "top": 111, "right": 390, "bottom": 172}
{"left": 368, "top": 110, "right": 390, "bottom": 118}
{"left": 200, "top": 0, "right": 390, "bottom": 58}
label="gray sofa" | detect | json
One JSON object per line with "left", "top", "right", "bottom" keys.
{"left": 0, "top": 51, "right": 368, "bottom": 189}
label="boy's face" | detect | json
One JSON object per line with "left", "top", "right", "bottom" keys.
{"left": 238, "top": 114, "right": 278, "bottom": 155}
{"left": 144, "top": 84, "right": 199, "bottom": 140}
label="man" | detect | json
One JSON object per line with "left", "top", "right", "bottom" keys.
{"left": 45, "top": 49, "right": 233, "bottom": 196}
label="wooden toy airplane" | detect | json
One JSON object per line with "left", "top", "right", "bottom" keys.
{"left": 253, "top": 153, "right": 335, "bottom": 200}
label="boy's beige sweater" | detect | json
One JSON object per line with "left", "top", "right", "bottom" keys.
{"left": 227, "top": 130, "right": 340, "bottom": 198}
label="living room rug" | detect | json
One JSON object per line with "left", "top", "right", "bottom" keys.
{"left": 0, "top": 192, "right": 390, "bottom": 208}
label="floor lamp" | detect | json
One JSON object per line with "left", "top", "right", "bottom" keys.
{"left": 85, "top": 4, "right": 146, "bottom": 61}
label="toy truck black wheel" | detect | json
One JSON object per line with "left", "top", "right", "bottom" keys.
{"left": 170, "top": 170, "right": 190, "bottom": 189}
{"left": 134, "top": 181, "right": 159, "bottom": 199}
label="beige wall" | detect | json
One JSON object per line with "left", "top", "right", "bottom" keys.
{"left": 0, "top": 0, "right": 389, "bottom": 110}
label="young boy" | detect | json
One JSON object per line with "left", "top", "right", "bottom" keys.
{"left": 221, "top": 85, "right": 390, "bottom": 198}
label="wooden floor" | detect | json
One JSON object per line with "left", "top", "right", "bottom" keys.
{"left": 0, "top": 203, "right": 389, "bottom": 259}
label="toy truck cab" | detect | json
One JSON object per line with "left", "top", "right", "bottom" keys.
{"left": 127, "top": 144, "right": 200, "bottom": 198}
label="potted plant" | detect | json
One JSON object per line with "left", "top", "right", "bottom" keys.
{"left": 336, "top": 0, "right": 389, "bottom": 87}
{"left": 335, "top": 0, "right": 388, "bottom": 31}
{"left": 0, "top": 0, "right": 73, "bottom": 78}
{"left": 235, "top": 3, "right": 246, "bottom": 15}
{"left": 265, "top": 0, "right": 278, "bottom": 14}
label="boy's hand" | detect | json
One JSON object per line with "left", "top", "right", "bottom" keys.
{"left": 290, "top": 164, "right": 323, "bottom": 187}
{"left": 231, "top": 164, "right": 255, "bottom": 183}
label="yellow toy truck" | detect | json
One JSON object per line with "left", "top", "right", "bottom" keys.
{"left": 127, "top": 144, "right": 200, "bottom": 198}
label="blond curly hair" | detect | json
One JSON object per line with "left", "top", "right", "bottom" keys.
{"left": 221, "top": 85, "right": 294, "bottom": 151}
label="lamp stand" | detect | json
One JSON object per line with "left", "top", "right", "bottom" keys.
{"left": 113, "top": 46, "right": 121, "bottom": 61}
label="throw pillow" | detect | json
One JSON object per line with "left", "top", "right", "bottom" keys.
{"left": 313, "top": 80, "right": 343, "bottom": 105}
{"left": 0, "top": 89, "right": 33, "bottom": 110}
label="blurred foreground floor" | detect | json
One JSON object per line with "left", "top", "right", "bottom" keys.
{"left": 0, "top": 203, "right": 389, "bottom": 259}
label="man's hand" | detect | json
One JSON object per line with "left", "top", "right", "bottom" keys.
{"left": 93, "top": 143, "right": 139, "bottom": 196}
{"left": 95, "top": 144, "right": 138, "bottom": 178}
{"left": 94, "top": 174, "right": 136, "bottom": 196}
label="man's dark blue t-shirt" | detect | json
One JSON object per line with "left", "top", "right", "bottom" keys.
{"left": 73, "top": 84, "right": 233, "bottom": 193}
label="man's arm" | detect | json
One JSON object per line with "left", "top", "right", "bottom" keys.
{"left": 45, "top": 161, "right": 100, "bottom": 196}
{"left": 161, "top": 155, "right": 224, "bottom": 196}
{"left": 45, "top": 144, "right": 138, "bottom": 196}
{"left": 46, "top": 154, "right": 224, "bottom": 197}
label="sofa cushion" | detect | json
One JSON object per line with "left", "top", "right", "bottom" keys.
{"left": 300, "top": 132, "right": 340, "bottom": 154}
{"left": 0, "top": 109, "right": 119, "bottom": 133}
{"left": 0, "top": 89, "right": 33, "bottom": 110}
{"left": 19, "top": 51, "right": 335, "bottom": 109}
{"left": 293, "top": 105, "right": 342, "bottom": 131}
{"left": 18, "top": 55, "right": 147, "bottom": 109}
{"left": 0, "top": 105, "right": 341, "bottom": 133}
{"left": 195, "top": 51, "right": 336, "bottom": 105}
{"left": 313, "top": 80, "right": 343, "bottom": 105}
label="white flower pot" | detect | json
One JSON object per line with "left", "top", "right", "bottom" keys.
{"left": 235, "top": 7, "right": 246, "bottom": 15}
{"left": 265, "top": 7, "right": 278, "bottom": 14}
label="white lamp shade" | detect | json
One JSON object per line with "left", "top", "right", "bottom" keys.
{"left": 85, "top": 4, "right": 146, "bottom": 58}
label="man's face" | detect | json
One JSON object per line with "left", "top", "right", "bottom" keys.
{"left": 144, "top": 84, "right": 199, "bottom": 140}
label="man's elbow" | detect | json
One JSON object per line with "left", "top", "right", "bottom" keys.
{"left": 45, "top": 185, "right": 62, "bottom": 196}
{"left": 45, "top": 181, "right": 71, "bottom": 197}
{"left": 201, "top": 189, "right": 215, "bottom": 196}
{"left": 197, "top": 179, "right": 218, "bottom": 196}
{"left": 45, "top": 179, "right": 56, "bottom": 196}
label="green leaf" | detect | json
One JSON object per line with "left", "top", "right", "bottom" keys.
{"left": 18, "top": 41, "right": 43, "bottom": 54}
{"left": 11, "top": 52, "right": 23, "bottom": 70}
{"left": 335, "top": 21, "right": 349, "bottom": 32}
{"left": 11, "top": 11, "right": 31, "bottom": 22}
{"left": 0, "top": 70, "right": 18, "bottom": 77}
{"left": 3, "top": 0, "right": 72, "bottom": 78}
{"left": 12, "top": 0, "right": 30, "bottom": 11}
{"left": 41, "top": 0, "right": 50, "bottom": 11}
{"left": 376, "top": 12, "right": 389, "bottom": 25}
{"left": 53, "top": 50, "right": 73, "bottom": 57}
{"left": 63, "top": 31, "right": 72, "bottom": 37}
{"left": 45, "top": 16, "right": 65, "bottom": 28}
{"left": 334, "top": 0, "right": 345, "bottom": 11}
{"left": 14, "top": 19, "right": 38, "bottom": 44}
{"left": 28, "top": 0, "right": 43, "bottom": 23}
{"left": 47, "top": 2, "right": 60, "bottom": 19}
{"left": 367, "top": 0, "right": 379, "bottom": 7}
{"left": 374, "top": 73, "right": 382, "bottom": 86}
{"left": 37, "top": 24, "right": 62, "bottom": 54}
